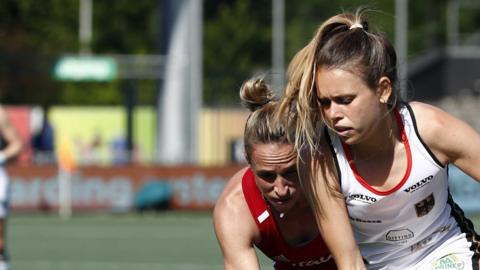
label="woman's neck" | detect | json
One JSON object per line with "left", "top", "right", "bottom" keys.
{"left": 351, "top": 111, "right": 400, "bottom": 161}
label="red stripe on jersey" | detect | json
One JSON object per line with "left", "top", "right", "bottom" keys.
{"left": 341, "top": 110, "right": 413, "bottom": 196}
{"left": 242, "top": 168, "right": 337, "bottom": 269}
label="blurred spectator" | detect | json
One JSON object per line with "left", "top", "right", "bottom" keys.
{"left": 110, "top": 136, "right": 129, "bottom": 165}
{"left": 31, "top": 109, "right": 55, "bottom": 165}
{"left": 30, "top": 106, "right": 56, "bottom": 165}
{"left": 110, "top": 135, "right": 138, "bottom": 165}
{"left": 230, "top": 138, "right": 246, "bottom": 164}
{"left": 83, "top": 131, "right": 103, "bottom": 165}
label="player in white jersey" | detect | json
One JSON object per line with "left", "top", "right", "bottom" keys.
{"left": 325, "top": 102, "right": 478, "bottom": 269}
{"left": 277, "top": 8, "right": 480, "bottom": 270}
{"left": 0, "top": 106, "right": 22, "bottom": 270}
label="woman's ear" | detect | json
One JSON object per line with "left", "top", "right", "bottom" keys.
{"left": 377, "top": 76, "right": 392, "bottom": 104}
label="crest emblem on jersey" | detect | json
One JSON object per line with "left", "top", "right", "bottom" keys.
{"left": 414, "top": 193, "right": 435, "bottom": 217}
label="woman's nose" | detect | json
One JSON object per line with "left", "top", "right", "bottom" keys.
{"left": 328, "top": 103, "right": 343, "bottom": 122}
{"left": 274, "top": 178, "right": 289, "bottom": 197}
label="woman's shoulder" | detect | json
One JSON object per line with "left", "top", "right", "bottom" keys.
{"left": 215, "top": 167, "right": 249, "bottom": 211}
{"left": 213, "top": 167, "right": 259, "bottom": 243}
{"left": 407, "top": 101, "right": 448, "bottom": 131}
{"left": 407, "top": 101, "right": 456, "bottom": 165}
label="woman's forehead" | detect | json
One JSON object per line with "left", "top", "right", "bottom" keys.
{"left": 315, "top": 68, "right": 368, "bottom": 95}
{"left": 251, "top": 143, "right": 296, "bottom": 167}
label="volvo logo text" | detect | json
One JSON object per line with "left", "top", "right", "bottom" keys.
{"left": 404, "top": 175, "right": 433, "bottom": 193}
{"left": 347, "top": 194, "right": 377, "bottom": 204}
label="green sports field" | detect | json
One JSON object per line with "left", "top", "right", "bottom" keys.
{"left": 7, "top": 212, "right": 480, "bottom": 270}
{"left": 7, "top": 211, "right": 273, "bottom": 270}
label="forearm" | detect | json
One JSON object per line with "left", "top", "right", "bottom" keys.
{"left": 224, "top": 257, "right": 261, "bottom": 270}
{"left": 213, "top": 194, "right": 262, "bottom": 270}
{"left": 322, "top": 228, "right": 365, "bottom": 269}
{"left": 221, "top": 245, "right": 261, "bottom": 270}
{"left": 0, "top": 122, "right": 23, "bottom": 162}
{"left": 1, "top": 140, "right": 22, "bottom": 161}
{"left": 307, "top": 157, "right": 366, "bottom": 269}
{"left": 318, "top": 208, "right": 365, "bottom": 270}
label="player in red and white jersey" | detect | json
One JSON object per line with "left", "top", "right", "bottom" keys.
{"left": 213, "top": 78, "right": 364, "bottom": 270}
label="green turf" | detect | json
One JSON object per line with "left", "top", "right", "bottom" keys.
{"left": 6, "top": 212, "right": 480, "bottom": 270}
{"left": 7, "top": 211, "right": 273, "bottom": 270}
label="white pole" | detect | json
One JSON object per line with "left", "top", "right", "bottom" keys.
{"left": 157, "top": 0, "right": 202, "bottom": 164}
{"left": 79, "top": 0, "right": 92, "bottom": 54}
{"left": 447, "top": 0, "right": 460, "bottom": 47}
{"left": 188, "top": 0, "right": 202, "bottom": 164}
{"left": 272, "top": 0, "right": 285, "bottom": 94}
{"left": 58, "top": 168, "right": 72, "bottom": 220}
{"left": 395, "top": 0, "right": 408, "bottom": 100}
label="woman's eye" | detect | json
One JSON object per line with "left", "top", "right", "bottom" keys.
{"left": 259, "top": 173, "right": 276, "bottom": 182}
{"left": 317, "top": 98, "right": 330, "bottom": 106}
{"left": 283, "top": 170, "right": 298, "bottom": 180}
{"left": 338, "top": 97, "right": 353, "bottom": 104}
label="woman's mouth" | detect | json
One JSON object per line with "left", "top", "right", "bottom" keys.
{"left": 271, "top": 197, "right": 291, "bottom": 206}
{"left": 334, "top": 126, "right": 353, "bottom": 137}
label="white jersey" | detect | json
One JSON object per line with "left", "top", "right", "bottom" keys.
{"left": 326, "top": 103, "right": 479, "bottom": 269}
{"left": 0, "top": 167, "right": 9, "bottom": 218}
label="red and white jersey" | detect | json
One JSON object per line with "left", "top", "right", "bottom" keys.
{"left": 326, "top": 103, "right": 479, "bottom": 269}
{"left": 242, "top": 168, "right": 336, "bottom": 270}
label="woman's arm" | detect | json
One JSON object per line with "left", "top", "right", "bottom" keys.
{"left": 316, "top": 191, "right": 365, "bottom": 270}
{"left": 213, "top": 170, "right": 261, "bottom": 270}
{"left": 298, "top": 143, "right": 366, "bottom": 270}
{"left": 0, "top": 107, "right": 22, "bottom": 163}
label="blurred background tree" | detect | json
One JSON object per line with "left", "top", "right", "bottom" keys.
{"left": 203, "top": 0, "right": 271, "bottom": 107}
{"left": 0, "top": 0, "right": 452, "bottom": 107}
{"left": 0, "top": 0, "right": 158, "bottom": 106}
